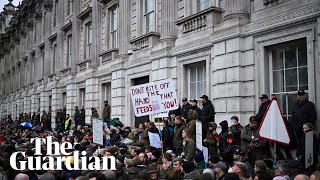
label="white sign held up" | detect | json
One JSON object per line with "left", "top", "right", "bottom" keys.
{"left": 258, "top": 97, "right": 290, "bottom": 145}
{"left": 148, "top": 132, "right": 162, "bottom": 149}
{"left": 196, "top": 121, "right": 202, "bottom": 150}
{"left": 305, "top": 131, "right": 314, "bottom": 169}
{"left": 130, "top": 79, "right": 178, "bottom": 117}
{"left": 92, "top": 118, "right": 104, "bottom": 145}
{"left": 203, "top": 146, "right": 209, "bottom": 163}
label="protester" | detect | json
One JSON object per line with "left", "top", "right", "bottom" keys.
{"left": 74, "top": 106, "right": 80, "bottom": 127}
{"left": 191, "top": 99, "right": 201, "bottom": 115}
{"left": 296, "top": 122, "right": 319, "bottom": 171}
{"left": 181, "top": 128, "right": 196, "bottom": 161}
{"left": 291, "top": 90, "right": 317, "bottom": 146}
{"left": 173, "top": 116, "right": 185, "bottom": 156}
{"left": 241, "top": 116, "right": 267, "bottom": 165}
{"left": 199, "top": 95, "right": 215, "bottom": 140}
{"left": 181, "top": 98, "right": 192, "bottom": 121}
{"left": 203, "top": 122, "right": 218, "bottom": 155}
{"left": 103, "top": 100, "right": 111, "bottom": 120}
{"left": 229, "top": 116, "right": 243, "bottom": 146}
{"left": 255, "top": 94, "right": 270, "bottom": 125}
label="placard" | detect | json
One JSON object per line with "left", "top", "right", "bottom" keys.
{"left": 196, "top": 121, "right": 202, "bottom": 150}
{"left": 203, "top": 146, "right": 208, "bottom": 163}
{"left": 305, "top": 131, "right": 314, "bottom": 169}
{"left": 92, "top": 118, "right": 104, "bottom": 145}
{"left": 148, "top": 132, "right": 162, "bottom": 149}
{"left": 130, "top": 79, "right": 178, "bottom": 117}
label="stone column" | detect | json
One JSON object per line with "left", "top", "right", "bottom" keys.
{"left": 223, "top": 0, "right": 249, "bottom": 21}
{"left": 66, "top": 83, "right": 77, "bottom": 119}
{"left": 160, "top": 0, "right": 177, "bottom": 43}
{"left": 90, "top": 0, "right": 102, "bottom": 66}
{"left": 112, "top": 70, "right": 126, "bottom": 125}
{"left": 71, "top": 0, "right": 81, "bottom": 75}
{"left": 85, "top": 78, "right": 99, "bottom": 124}
{"left": 118, "top": 0, "right": 130, "bottom": 56}
{"left": 43, "top": 5, "right": 53, "bottom": 84}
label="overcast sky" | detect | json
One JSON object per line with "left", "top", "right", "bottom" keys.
{"left": 0, "top": 0, "right": 22, "bottom": 13}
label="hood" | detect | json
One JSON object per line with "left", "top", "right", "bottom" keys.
{"left": 219, "top": 120, "right": 228, "bottom": 132}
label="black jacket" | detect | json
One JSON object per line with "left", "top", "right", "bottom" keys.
{"left": 199, "top": 100, "right": 215, "bottom": 123}
{"left": 162, "top": 126, "right": 173, "bottom": 149}
{"left": 256, "top": 100, "right": 270, "bottom": 125}
{"left": 229, "top": 123, "right": 243, "bottom": 146}
{"left": 191, "top": 106, "right": 202, "bottom": 116}
{"left": 181, "top": 103, "right": 192, "bottom": 119}
{"left": 291, "top": 100, "right": 317, "bottom": 137}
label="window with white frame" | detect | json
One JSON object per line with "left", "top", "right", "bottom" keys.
{"left": 270, "top": 39, "right": 308, "bottom": 121}
{"left": 66, "top": 0, "right": 72, "bottom": 16}
{"left": 110, "top": 5, "right": 118, "bottom": 49}
{"left": 85, "top": 22, "right": 92, "bottom": 60}
{"left": 102, "top": 83, "right": 111, "bottom": 106}
{"left": 196, "top": 0, "right": 210, "bottom": 12}
{"left": 48, "top": 95, "right": 52, "bottom": 108}
{"left": 79, "top": 88, "right": 86, "bottom": 107}
{"left": 144, "top": 0, "right": 155, "bottom": 33}
{"left": 188, "top": 61, "right": 207, "bottom": 104}
{"left": 66, "top": 34, "right": 72, "bottom": 67}
{"left": 52, "top": 44, "right": 57, "bottom": 74}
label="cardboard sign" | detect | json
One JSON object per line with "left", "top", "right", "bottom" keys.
{"left": 148, "top": 132, "right": 162, "bottom": 149}
{"left": 92, "top": 118, "right": 104, "bottom": 145}
{"left": 203, "top": 146, "right": 209, "bottom": 163}
{"left": 305, "top": 131, "right": 314, "bottom": 169}
{"left": 130, "top": 79, "right": 178, "bottom": 117}
{"left": 196, "top": 121, "right": 203, "bottom": 150}
{"left": 258, "top": 97, "right": 290, "bottom": 145}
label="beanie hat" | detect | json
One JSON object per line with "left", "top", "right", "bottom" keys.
{"left": 194, "top": 152, "right": 204, "bottom": 163}
{"left": 182, "top": 160, "right": 195, "bottom": 174}
{"left": 234, "top": 162, "right": 248, "bottom": 174}
{"left": 216, "top": 161, "right": 229, "bottom": 173}
{"left": 152, "top": 149, "right": 161, "bottom": 160}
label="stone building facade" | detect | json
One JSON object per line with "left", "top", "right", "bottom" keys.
{"left": 0, "top": 0, "right": 319, "bottom": 129}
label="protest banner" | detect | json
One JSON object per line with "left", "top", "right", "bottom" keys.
{"left": 130, "top": 79, "right": 178, "bottom": 117}
{"left": 92, "top": 118, "right": 104, "bottom": 145}
{"left": 196, "top": 121, "right": 202, "bottom": 150}
{"left": 148, "top": 132, "right": 162, "bottom": 149}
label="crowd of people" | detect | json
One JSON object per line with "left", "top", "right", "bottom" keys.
{"left": 0, "top": 90, "right": 319, "bottom": 180}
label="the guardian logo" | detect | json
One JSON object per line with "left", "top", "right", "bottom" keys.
{"left": 10, "top": 136, "right": 116, "bottom": 171}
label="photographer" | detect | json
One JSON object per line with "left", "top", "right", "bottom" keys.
{"left": 241, "top": 116, "right": 267, "bottom": 165}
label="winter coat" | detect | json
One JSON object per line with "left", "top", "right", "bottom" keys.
{"left": 229, "top": 123, "right": 243, "bottom": 146}
{"left": 74, "top": 109, "right": 80, "bottom": 121}
{"left": 173, "top": 122, "right": 186, "bottom": 149}
{"left": 256, "top": 100, "right": 270, "bottom": 125}
{"left": 219, "top": 120, "right": 229, "bottom": 153}
{"left": 186, "top": 120, "right": 196, "bottom": 143}
{"left": 183, "top": 170, "right": 200, "bottom": 180}
{"left": 191, "top": 106, "right": 201, "bottom": 116}
{"left": 241, "top": 124, "right": 267, "bottom": 163}
{"left": 204, "top": 130, "right": 218, "bottom": 155}
{"left": 103, "top": 104, "right": 111, "bottom": 120}
{"left": 291, "top": 100, "right": 317, "bottom": 138}
{"left": 182, "top": 139, "right": 196, "bottom": 161}
{"left": 162, "top": 126, "right": 173, "bottom": 150}
{"left": 181, "top": 103, "right": 192, "bottom": 120}
{"left": 199, "top": 100, "right": 215, "bottom": 124}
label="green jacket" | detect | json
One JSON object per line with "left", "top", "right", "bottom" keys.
{"left": 183, "top": 138, "right": 196, "bottom": 161}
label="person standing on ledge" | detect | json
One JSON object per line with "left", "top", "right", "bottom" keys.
{"left": 103, "top": 100, "right": 111, "bottom": 120}
{"left": 255, "top": 94, "right": 270, "bottom": 125}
